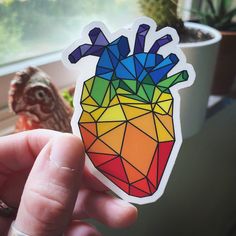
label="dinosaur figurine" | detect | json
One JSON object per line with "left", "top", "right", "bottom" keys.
{"left": 8, "top": 67, "right": 72, "bottom": 132}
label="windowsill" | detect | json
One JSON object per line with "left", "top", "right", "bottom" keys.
{"left": 0, "top": 52, "right": 62, "bottom": 77}
{"left": 0, "top": 51, "right": 78, "bottom": 111}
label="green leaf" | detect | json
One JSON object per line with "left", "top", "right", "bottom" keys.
{"left": 206, "top": 0, "right": 216, "bottom": 16}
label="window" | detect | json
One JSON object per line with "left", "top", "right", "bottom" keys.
{"left": 0, "top": 0, "right": 139, "bottom": 66}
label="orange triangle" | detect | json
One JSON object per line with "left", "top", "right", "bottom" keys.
{"left": 122, "top": 159, "right": 145, "bottom": 183}
{"left": 88, "top": 138, "right": 116, "bottom": 155}
{"left": 100, "top": 123, "right": 126, "bottom": 153}
{"left": 130, "top": 113, "right": 157, "bottom": 140}
{"left": 154, "top": 115, "right": 174, "bottom": 142}
{"left": 156, "top": 114, "right": 174, "bottom": 136}
{"left": 80, "top": 122, "right": 97, "bottom": 136}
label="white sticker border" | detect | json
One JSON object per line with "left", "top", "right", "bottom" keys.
{"left": 62, "top": 17, "right": 195, "bottom": 205}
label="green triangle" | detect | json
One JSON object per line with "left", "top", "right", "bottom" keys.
{"left": 112, "top": 79, "right": 119, "bottom": 89}
{"left": 124, "top": 94, "right": 146, "bottom": 102}
{"left": 142, "top": 75, "right": 155, "bottom": 85}
{"left": 142, "top": 84, "right": 155, "bottom": 101}
{"left": 157, "top": 86, "right": 170, "bottom": 93}
{"left": 157, "top": 71, "right": 189, "bottom": 88}
{"left": 123, "top": 80, "right": 137, "bottom": 93}
{"left": 137, "top": 85, "right": 149, "bottom": 101}
{"left": 110, "top": 84, "right": 116, "bottom": 100}
{"left": 90, "top": 77, "right": 110, "bottom": 105}
{"left": 119, "top": 80, "right": 133, "bottom": 93}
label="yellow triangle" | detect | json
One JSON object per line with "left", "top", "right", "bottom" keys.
{"left": 127, "top": 103, "right": 152, "bottom": 111}
{"left": 83, "top": 96, "right": 98, "bottom": 106}
{"left": 85, "top": 77, "right": 95, "bottom": 91}
{"left": 152, "top": 87, "right": 162, "bottom": 102}
{"left": 79, "top": 111, "right": 95, "bottom": 123}
{"left": 81, "top": 86, "right": 89, "bottom": 101}
{"left": 97, "top": 121, "right": 124, "bottom": 136}
{"left": 154, "top": 115, "right": 174, "bottom": 142}
{"left": 99, "top": 105, "right": 126, "bottom": 122}
{"left": 122, "top": 105, "right": 150, "bottom": 120}
{"left": 82, "top": 104, "right": 97, "bottom": 113}
{"left": 117, "top": 88, "right": 131, "bottom": 95}
{"left": 153, "top": 104, "right": 166, "bottom": 114}
{"left": 91, "top": 108, "right": 106, "bottom": 120}
{"left": 109, "top": 96, "right": 119, "bottom": 106}
{"left": 169, "top": 105, "right": 173, "bottom": 115}
{"left": 118, "top": 95, "right": 141, "bottom": 104}
{"left": 102, "top": 87, "right": 110, "bottom": 107}
{"left": 158, "top": 100, "right": 172, "bottom": 113}
{"left": 158, "top": 92, "right": 172, "bottom": 102}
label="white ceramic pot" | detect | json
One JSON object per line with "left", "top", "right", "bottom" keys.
{"left": 179, "top": 22, "right": 222, "bottom": 138}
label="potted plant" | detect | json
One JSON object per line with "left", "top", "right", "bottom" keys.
{"left": 139, "top": 0, "right": 222, "bottom": 138}
{"left": 192, "top": 0, "right": 236, "bottom": 95}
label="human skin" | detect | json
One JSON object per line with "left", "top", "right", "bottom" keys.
{"left": 0, "top": 129, "right": 137, "bottom": 236}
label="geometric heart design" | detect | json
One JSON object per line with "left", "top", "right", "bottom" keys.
{"left": 64, "top": 19, "right": 194, "bottom": 203}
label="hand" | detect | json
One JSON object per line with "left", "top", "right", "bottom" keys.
{"left": 0, "top": 129, "right": 137, "bottom": 236}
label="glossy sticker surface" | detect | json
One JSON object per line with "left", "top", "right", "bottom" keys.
{"left": 63, "top": 18, "right": 195, "bottom": 204}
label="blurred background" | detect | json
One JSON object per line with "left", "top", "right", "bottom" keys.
{"left": 0, "top": 0, "right": 236, "bottom": 235}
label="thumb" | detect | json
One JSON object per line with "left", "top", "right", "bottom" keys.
{"left": 14, "top": 134, "right": 85, "bottom": 236}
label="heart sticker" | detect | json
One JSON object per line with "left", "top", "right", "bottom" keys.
{"left": 63, "top": 17, "right": 195, "bottom": 204}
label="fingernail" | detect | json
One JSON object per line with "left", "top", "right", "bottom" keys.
{"left": 49, "top": 134, "right": 84, "bottom": 171}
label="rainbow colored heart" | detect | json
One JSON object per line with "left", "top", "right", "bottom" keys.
{"left": 64, "top": 19, "right": 195, "bottom": 204}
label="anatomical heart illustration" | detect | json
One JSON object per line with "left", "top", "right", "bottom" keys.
{"left": 63, "top": 18, "right": 195, "bottom": 204}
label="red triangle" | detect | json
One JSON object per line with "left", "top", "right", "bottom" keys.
{"left": 147, "top": 148, "right": 158, "bottom": 188}
{"left": 158, "top": 141, "right": 174, "bottom": 183}
{"left": 130, "top": 185, "right": 148, "bottom": 197}
{"left": 80, "top": 126, "right": 96, "bottom": 150}
{"left": 103, "top": 172, "right": 129, "bottom": 194}
{"left": 132, "top": 178, "right": 150, "bottom": 194}
{"left": 148, "top": 180, "right": 157, "bottom": 194}
{"left": 88, "top": 153, "right": 117, "bottom": 167}
{"left": 98, "top": 157, "right": 128, "bottom": 183}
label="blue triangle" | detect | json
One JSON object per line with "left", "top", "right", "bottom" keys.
{"left": 137, "top": 70, "right": 147, "bottom": 82}
{"left": 98, "top": 48, "right": 113, "bottom": 69}
{"left": 96, "top": 66, "right": 113, "bottom": 76}
{"left": 134, "top": 57, "right": 144, "bottom": 77}
{"left": 121, "top": 56, "right": 136, "bottom": 77}
{"left": 108, "top": 45, "right": 120, "bottom": 58}
{"left": 154, "top": 54, "right": 178, "bottom": 70}
{"left": 145, "top": 54, "right": 155, "bottom": 68}
{"left": 107, "top": 48, "right": 119, "bottom": 68}
{"left": 116, "top": 62, "right": 135, "bottom": 80}
{"left": 150, "top": 65, "right": 174, "bottom": 84}
{"left": 100, "top": 72, "right": 113, "bottom": 80}
{"left": 135, "top": 53, "right": 147, "bottom": 66}
{"left": 156, "top": 54, "right": 164, "bottom": 65}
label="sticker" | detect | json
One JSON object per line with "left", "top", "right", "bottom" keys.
{"left": 62, "top": 17, "right": 195, "bottom": 204}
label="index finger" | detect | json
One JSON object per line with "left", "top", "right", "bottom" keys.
{"left": 0, "top": 129, "right": 61, "bottom": 172}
